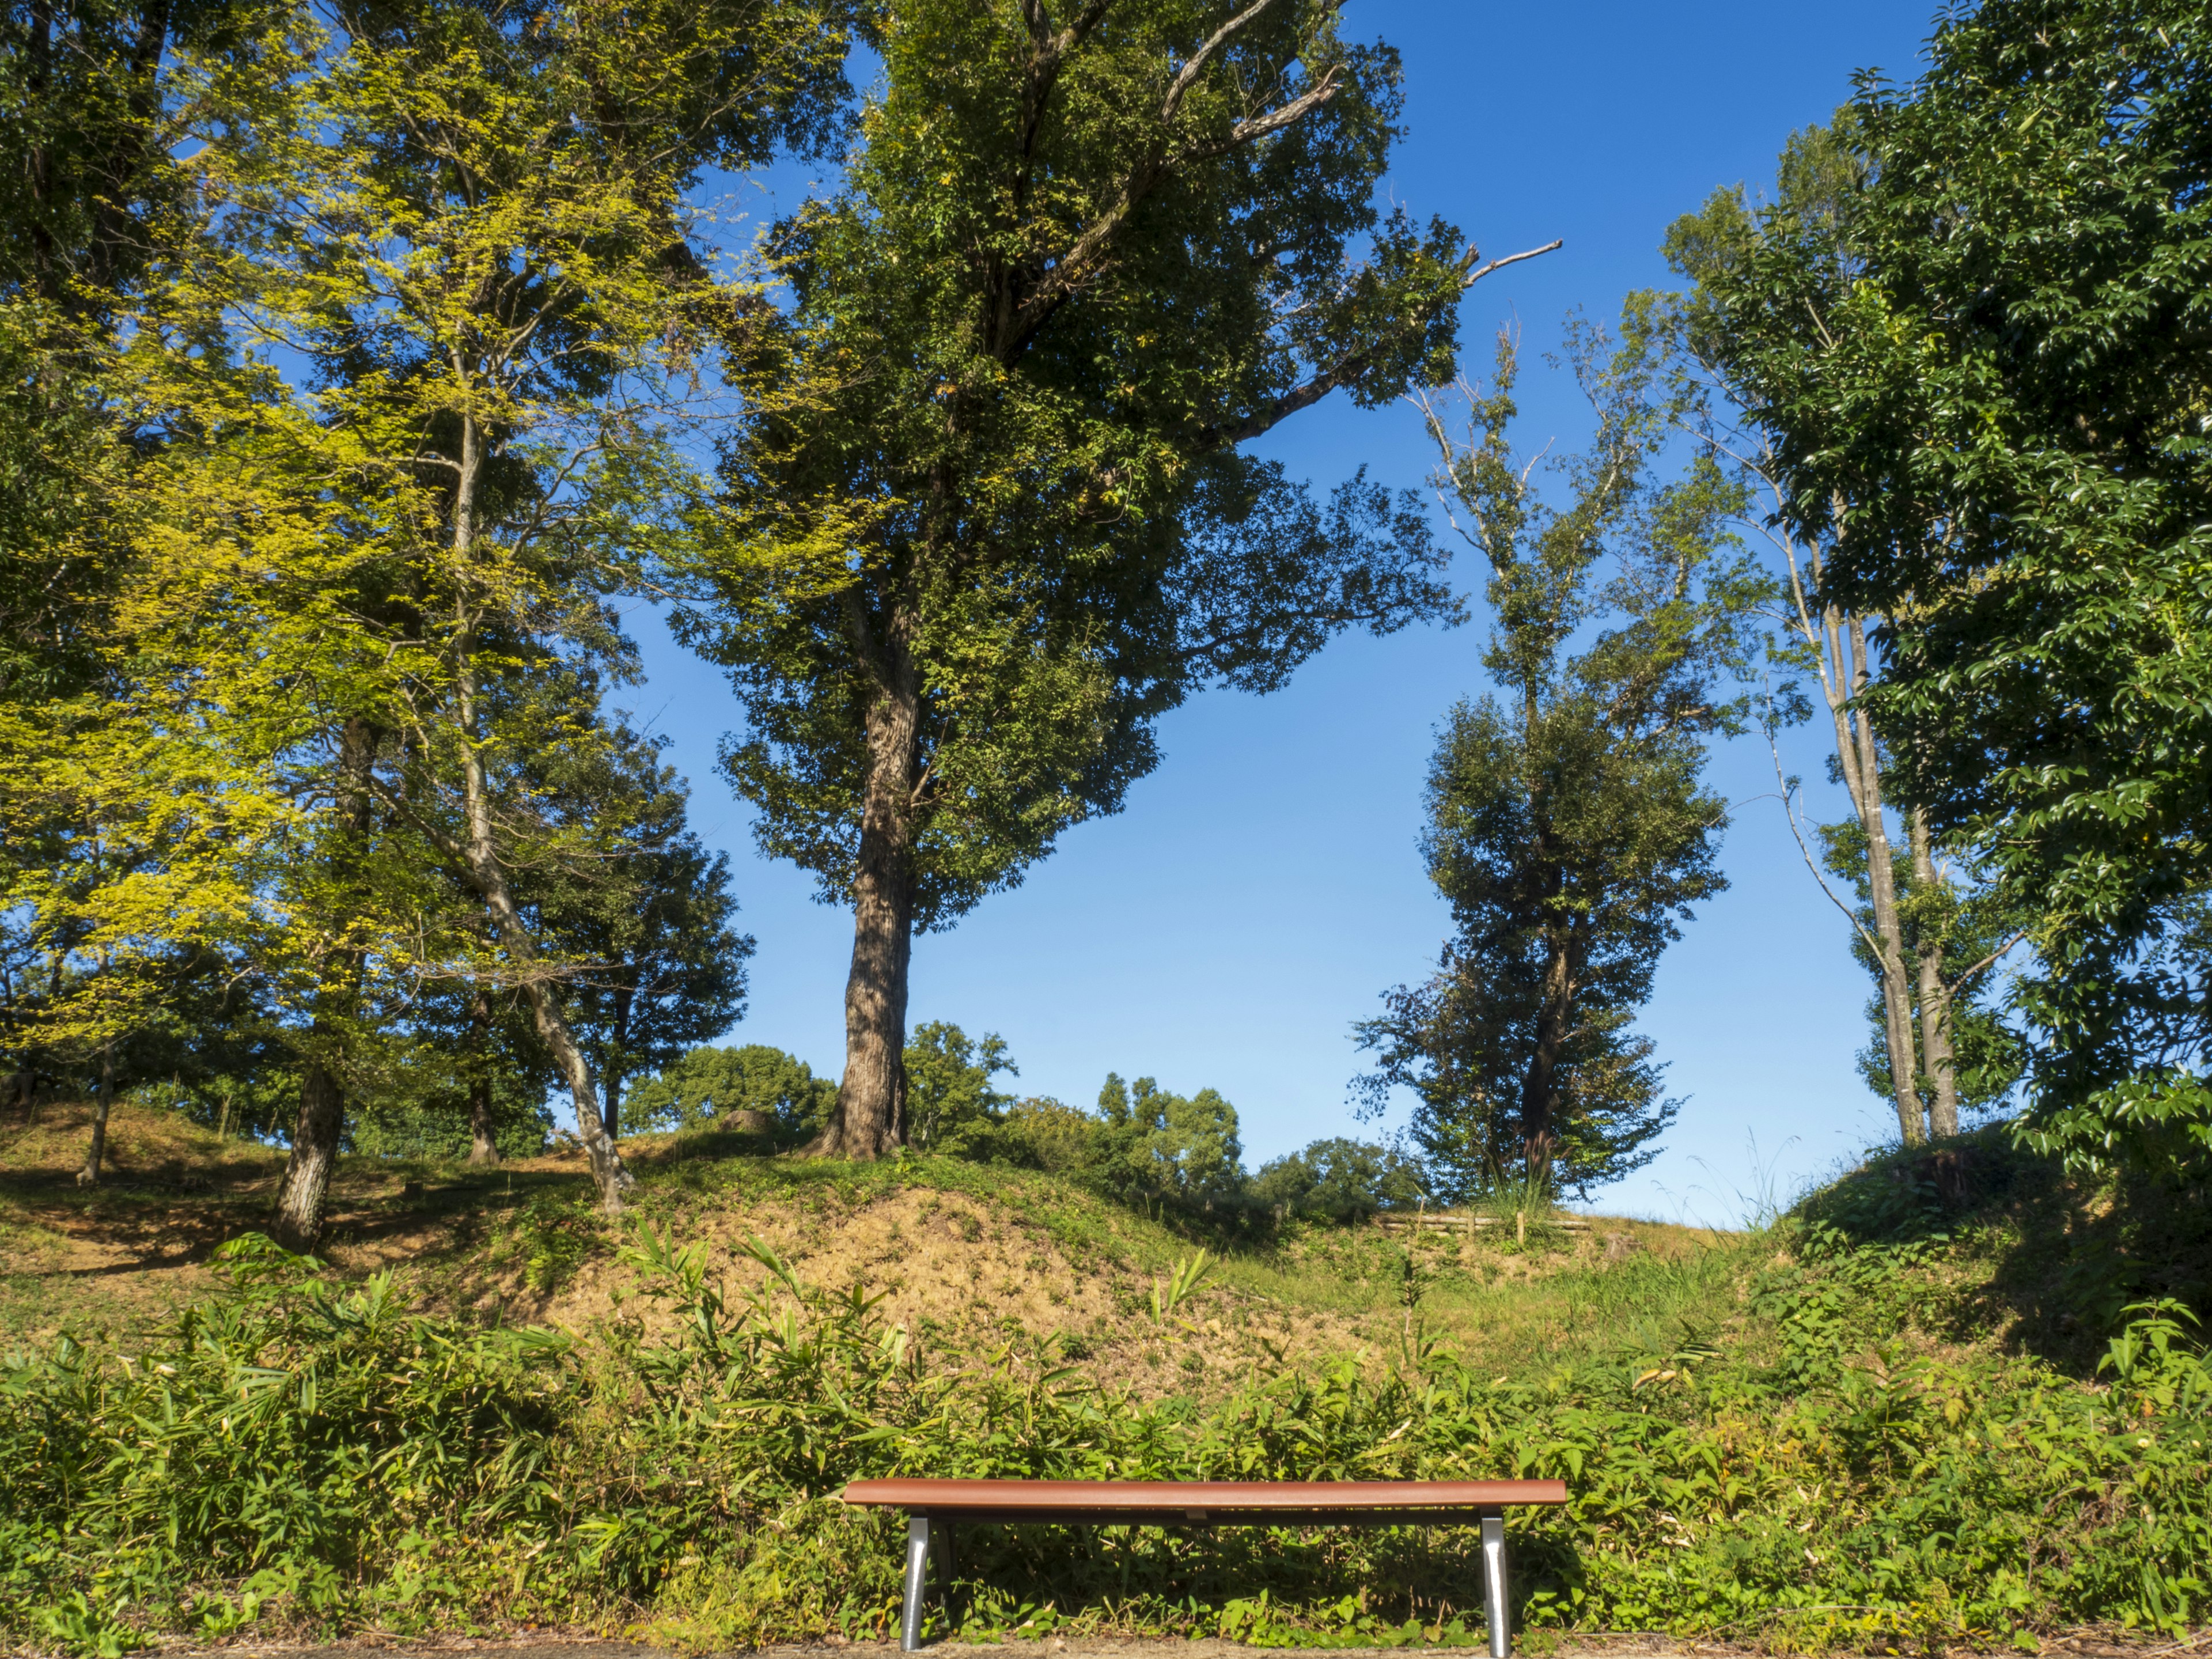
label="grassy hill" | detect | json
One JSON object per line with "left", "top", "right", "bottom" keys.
{"left": 1, "top": 1100, "right": 1738, "bottom": 1391}
{"left": 2, "top": 1101, "right": 2209, "bottom": 1656}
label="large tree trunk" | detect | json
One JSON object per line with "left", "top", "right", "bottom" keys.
{"left": 813, "top": 664, "right": 921, "bottom": 1161}
{"left": 77, "top": 1044, "right": 113, "bottom": 1187}
{"left": 465, "top": 981, "right": 499, "bottom": 1166}
{"left": 1828, "top": 610, "right": 1925, "bottom": 1146}
{"left": 271, "top": 1059, "right": 344, "bottom": 1248}
{"left": 272, "top": 715, "right": 379, "bottom": 1249}
{"left": 1908, "top": 808, "right": 1961, "bottom": 1138}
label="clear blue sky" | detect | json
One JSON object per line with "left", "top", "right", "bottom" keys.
{"left": 618, "top": 0, "right": 1943, "bottom": 1224}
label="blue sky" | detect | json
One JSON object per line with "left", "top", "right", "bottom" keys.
{"left": 617, "top": 0, "right": 1944, "bottom": 1224}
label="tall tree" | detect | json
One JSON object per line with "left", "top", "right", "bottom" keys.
{"left": 678, "top": 0, "right": 1558, "bottom": 1160}
{"left": 1662, "top": 115, "right": 1968, "bottom": 1147}
{"left": 0, "top": 0, "right": 271, "bottom": 1155}
{"left": 1705, "top": 1, "right": 2212, "bottom": 1173}
{"left": 186, "top": 0, "right": 858, "bottom": 1221}
{"left": 1358, "top": 313, "right": 1769, "bottom": 1198}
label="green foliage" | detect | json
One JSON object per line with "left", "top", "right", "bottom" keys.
{"left": 627, "top": 1044, "right": 837, "bottom": 1137}
{"left": 1359, "top": 312, "right": 1770, "bottom": 1199}
{"left": 1678, "top": 0, "right": 2212, "bottom": 1176}
{"left": 1816, "top": 818, "right": 2027, "bottom": 1120}
{"left": 528, "top": 732, "right": 755, "bottom": 1141}
{"left": 676, "top": 0, "right": 1471, "bottom": 929}
{"left": 1096, "top": 1072, "right": 1247, "bottom": 1209}
{"left": 1251, "top": 1137, "right": 1430, "bottom": 1222}
{"left": 6, "top": 1202, "right": 2212, "bottom": 1651}
{"left": 999, "top": 1096, "right": 1101, "bottom": 1174}
{"left": 904, "top": 1021, "right": 1018, "bottom": 1157}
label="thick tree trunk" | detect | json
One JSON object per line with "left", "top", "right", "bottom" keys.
{"left": 1827, "top": 610, "right": 1925, "bottom": 1146}
{"left": 813, "top": 668, "right": 921, "bottom": 1161}
{"left": 271, "top": 1059, "right": 344, "bottom": 1249}
{"left": 77, "top": 1045, "right": 113, "bottom": 1187}
{"left": 272, "top": 715, "right": 379, "bottom": 1249}
{"left": 465, "top": 982, "right": 499, "bottom": 1166}
{"left": 1908, "top": 808, "right": 1961, "bottom": 1138}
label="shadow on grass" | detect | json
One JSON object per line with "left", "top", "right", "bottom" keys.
{"left": 1795, "top": 1122, "right": 2212, "bottom": 1375}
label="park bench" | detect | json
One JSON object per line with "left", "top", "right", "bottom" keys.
{"left": 841, "top": 1478, "right": 1569, "bottom": 1657}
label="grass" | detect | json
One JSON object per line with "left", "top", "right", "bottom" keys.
{"left": 2, "top": 1106, "right": 2209, "bottom": 1656}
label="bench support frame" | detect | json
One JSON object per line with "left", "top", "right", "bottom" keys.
{"left": 893, "top": 1509, "right": 1512, "bottom": 1657}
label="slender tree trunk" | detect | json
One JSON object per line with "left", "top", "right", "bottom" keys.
{"left": 1517, "top": 924, "right": 1573, "bottom": 1193}
{"left": 452, "top": 649, "right": 630, "bottom": 1209}
{"left": 813, "top": 664, "right": 921, "bottom": 1161}
{"left": 272, "top": 714, "right": 379, "bottom": 1250}
{"left": 465, "top": 980, "right": 499, "bottom": 1165}
{"left": 215, "top": 1091, "right": 232, "bottom": 1141}
{"left": 446, "top": 406, "right": 629, "bottom": 1211}
{"left": 603, "top": 986, "right": 631, "bottom": 1144}
{"left": 1908, "top": 807, "right": 1961, "bottom": 1138}
{"left": 77, "top": 1044, "right": 113, "bottom": 1186}
{"left": 1827, "top": 609, "right": 1925, "bottom": 1146}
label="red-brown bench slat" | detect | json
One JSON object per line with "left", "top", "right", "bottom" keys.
{"left": 842, "top": 1478, "right": 1569, "bottom": 1657}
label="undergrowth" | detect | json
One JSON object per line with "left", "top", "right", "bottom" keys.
{"left": 5, "top": 1154, "right": 2210, "bottom": 1658}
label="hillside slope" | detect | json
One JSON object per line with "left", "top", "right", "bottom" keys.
{"left": 1, "top": 1100, "right": 1738, "bottom": 1393}
{"left": 3, "top": 1105, "right": 2209, "bottom": 1654}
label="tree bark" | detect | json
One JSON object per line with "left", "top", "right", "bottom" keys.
{"left": 452, "top": 665, "right": 631, "bottom": 1209}
{"left": 271, "top": 1060, "right": 343, "bottom": 1248}
{"left": 812, "top": 665, "right": 921, "bottom": 1161}
{"left": 1517, "top": 924, "right": 1573, "bottom": 1192}
{"left": 1908, "top": 806, "right": 1961, "bottom": 1138}
{"left": 77, "top": 1044, "right": 113, "bottom": 1186}
{"left": 1828, "top": 610, "right": 1925, "bottom": 1146}
{"left": 465, "top": 980, "right": 499, "bottom": 1165}
{"left": 431, "top": 403, "right": 630, "bottom": 1212}
{"left": 272, "top": 714, "right": 379, "bottom": 1250}
{"left": 603, "top": 984, "right": 632, "bottom": 1144}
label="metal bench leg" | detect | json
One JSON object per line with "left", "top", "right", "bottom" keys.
{"left": 1481, "top": 1511, "right": 1509, "bottom": 1659}
{"left": 902, "top": 1517, "right": 931, "bottom": 1652}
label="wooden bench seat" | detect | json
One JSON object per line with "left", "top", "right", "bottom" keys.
{"left": 841, "top": 1478, "right": 1569, "bottom": 1656}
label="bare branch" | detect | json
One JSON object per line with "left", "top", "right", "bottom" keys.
{"left": 1161, "top": 0, "right": 1286, "bottom": 125}
{"left": 1946, "top": 931, "right": 2027, "bottom": 994}
{"left": 1767, "top": 698, "right": 1887, "bottom": 961}
{"left": 1458, "top": 238, "right": 1564, "bottom": 291}
{"left": 1200, "top": 240, "right": 1562, "bottom": 449}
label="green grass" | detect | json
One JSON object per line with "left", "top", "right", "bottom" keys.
{"left": 4, "top": 1119, "right": 2209, "bottom": 1656}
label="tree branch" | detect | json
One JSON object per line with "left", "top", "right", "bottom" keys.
{"left": 1198, "top": 239, "right": 1563, "bottom": 449}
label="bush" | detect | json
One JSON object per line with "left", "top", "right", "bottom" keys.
{"left": 1251, "top": 1137, "right": 1430, "bottom": 1222}
{"left": 627, "top": 1046, "right": 836, "bottom": 1137}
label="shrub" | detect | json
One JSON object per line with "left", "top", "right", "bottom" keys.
{"left": 627, "top": 1046, "right": 836, "bottom": 1137}
{"left": 6, "top": 1218, "right": 2211, "bottom": 1653}
{"left": 1252, "top": 1137, "right": 1430, "bottom": 1222}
